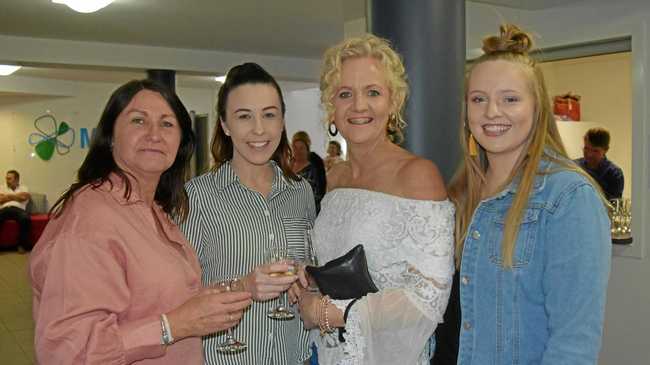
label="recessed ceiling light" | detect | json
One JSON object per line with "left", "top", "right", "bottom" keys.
{"left": 52, "top": 0, "right": 114, "bottom": 13}
{"left": 214, "top": 75, "right": 227, "bottom": 83}
{"left": 0, "top": 65, "right": 22, "bottom": 76}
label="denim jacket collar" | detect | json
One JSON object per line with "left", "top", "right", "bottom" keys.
{"left": 492, "top": 157, "right": 555, "bottom": 200}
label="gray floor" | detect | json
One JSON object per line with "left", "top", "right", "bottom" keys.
{"left": 0, "top": 251, "right": 35, "bottom": 364}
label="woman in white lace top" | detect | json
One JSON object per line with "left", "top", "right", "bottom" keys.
{"left": 290, "top": 34, "right": 455, "bottom": 365}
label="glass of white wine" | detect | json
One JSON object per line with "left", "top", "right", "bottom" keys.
{"left": 266, "top": 246, "right": 295, "bottom": 320}
{"left": 215, "top": 278, "right": 247, "bottom": 353}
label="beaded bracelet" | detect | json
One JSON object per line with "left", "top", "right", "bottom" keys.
{"left": 318, "top": 295, "right": 334, "bottom": 335}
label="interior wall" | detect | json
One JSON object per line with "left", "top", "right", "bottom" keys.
{"left": 0, "top": 77, "right": 214, "bottom": 206}
{"left": 284, "top": 87, "right": 332, "bottom": 159}
{"left": 0, "top": 77, "right": 324, "bottom": 204}
{"left": 541, "top": 52, "right": 632, "bottom": 198}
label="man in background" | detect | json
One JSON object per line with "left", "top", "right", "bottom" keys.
{"left": 575, "top": 128, "right": 624, "bottom": 201}
{"left": 0, "top": 170, "right": 31, "bottom": 252}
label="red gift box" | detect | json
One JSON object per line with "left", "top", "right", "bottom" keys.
{"left": 553, "top": 92, "right": 581, "bottom": 121}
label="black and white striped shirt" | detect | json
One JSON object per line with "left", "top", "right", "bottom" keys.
{"left": 181, "top": 161, "right": 316, "bottom": 365}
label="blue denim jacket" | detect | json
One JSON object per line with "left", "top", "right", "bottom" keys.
{"left": 458, "top": 159, "right": 611, "bottom": 365}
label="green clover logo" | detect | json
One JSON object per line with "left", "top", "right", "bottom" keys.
{"left": 28, "top": 114, "right": 76, "bottom": 161}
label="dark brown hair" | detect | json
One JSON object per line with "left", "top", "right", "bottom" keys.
{"left": 584, "top": 127, "right": 611, "bottom": 150}
{"left": 50, "top": 79, "right": 195, "bottom": 221}
{"left": 211, "top": 62, "right": 298, "bottom": 180}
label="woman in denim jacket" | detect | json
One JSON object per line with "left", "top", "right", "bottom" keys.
{"left": 448, "top": 24, "right": 611, "bottom": 364}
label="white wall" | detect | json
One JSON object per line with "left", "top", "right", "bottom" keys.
{"left": 0, "top": 76, "right": 215, "bottom": 206}
{"left": 284, "top": 87, "right": 347, "bottom": 161}
{"left": 0, "top": 77, "right": 329, "bottom": 204}
{"left": 467, "top": 1, "right": 650, "bottom": 363}
{"left": 541, "top": 53, "right": 633, "bottom": 198}
{"left": 285, "top": 87, "right": 328, "bottom": 158}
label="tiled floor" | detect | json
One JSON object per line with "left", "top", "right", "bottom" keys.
{"left": 0, "top": 251, "right": 35, "bottom": 365}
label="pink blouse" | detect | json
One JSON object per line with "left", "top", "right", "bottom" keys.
{"left": 30, "top": 177, "right": 203, "bottom": 364}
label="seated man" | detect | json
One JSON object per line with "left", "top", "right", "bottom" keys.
{"left": 575, "top": 128, "right": 624, "bottom": 201}
{"left": 0, "top": 170, "right": 31, "bottom": 252}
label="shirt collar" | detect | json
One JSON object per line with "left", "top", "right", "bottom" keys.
{"left": 100, "top": 173, "right": 146, "bottom": 206}
{"left": 212, "top": 160, "right": 298, "bottom": 195}
{"left": 100, "top": 173, "right": 186, "bottom": 246}
{"left": 596, "top": 156, "right": 611, "bottom": 171}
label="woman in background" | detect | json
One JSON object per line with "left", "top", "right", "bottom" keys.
{"left": 181, "top": 63, "right": 314, "bottom": 365}
{"left": 324, "top": 140, "right": 344, "bottom": 172}
{"left": 30, "top": 79, "right": 251, "bottom": 365}
{"left": 291, "top": 130, "right": 327, "bottom": 213}
{"left": 449, "top": 24, "right": 611, "bottom": 364}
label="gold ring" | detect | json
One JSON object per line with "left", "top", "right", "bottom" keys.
{"left": 229, "top": 313, "right": 234, "bottom": 321}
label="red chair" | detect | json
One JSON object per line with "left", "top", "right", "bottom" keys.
{"left": 0, "top": 214, "right": 50, "bottom": 249}
{"left": 0, "top": 193, "right": 50, "bottom": 249}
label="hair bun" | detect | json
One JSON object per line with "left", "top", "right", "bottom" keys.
{"left": 482, "top": 24, "right": 533, "bottom": 55}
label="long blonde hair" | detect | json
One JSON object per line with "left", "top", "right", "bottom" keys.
{"left": 449, "top": 24, "right": 602, "bottom": 268}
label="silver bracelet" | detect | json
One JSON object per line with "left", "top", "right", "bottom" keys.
{"left": 160, "top": 313, "right": 175, "bottom": 346}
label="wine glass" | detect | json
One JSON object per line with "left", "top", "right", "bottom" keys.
{"left": 215, "top": 278, "right": 247, "bottom": 353}
{"left": 301, "top": 229, "right": 320, "bottom": 292}
{"left": 303, "top": 229, "right": 318, "bottom": 267}
{"left": 266, "top": 246, "right": 295, "bottom": 320}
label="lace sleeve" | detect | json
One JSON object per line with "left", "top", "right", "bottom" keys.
{"left": 336, "top": 201, "right": 455, "bottom": 365}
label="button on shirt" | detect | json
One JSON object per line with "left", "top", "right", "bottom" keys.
{"left": 181, "top": 161, "right": 316, "bottom": 365}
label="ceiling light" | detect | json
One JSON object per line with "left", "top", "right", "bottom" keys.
{"left": 0, "top": 65, "right": 22, "bottom": 76}
{"left": 52, "top": 0, "right": 115, "bottom": 13}
{"left": 214, "top": 75, "right": 227, "bottom": 83}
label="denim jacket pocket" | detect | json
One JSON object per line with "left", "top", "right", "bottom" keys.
{"left": 488, "top": 207, "right": 541, "bottom": 268}
{"left": 280, "top": 216, "right": 311, "bottom": 258}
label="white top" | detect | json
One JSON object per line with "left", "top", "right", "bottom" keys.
{"left": 310, "top": 188, "right": 455, "bottom": 365}
{"left": 1, "top": 184, "right": 29, "bottom": 210}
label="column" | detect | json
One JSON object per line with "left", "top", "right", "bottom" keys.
{"left": 368, "top": 0, "right": 465, "bottom": 182}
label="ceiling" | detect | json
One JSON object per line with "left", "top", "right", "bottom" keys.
{"left": 0, "top": 0, "right": 591, "bottom": 89}
{"left": 14, "top": 65, "right": 220, "bottom": 89}
{"left": 0, "top": 0, "right": 591, "bottom": 58}
{"left": 0, "top": 0, "right": 368, "bottom": 59}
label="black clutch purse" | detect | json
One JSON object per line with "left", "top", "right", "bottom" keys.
{"left": 305, "top": 244, "right": 378, "bottom": 300}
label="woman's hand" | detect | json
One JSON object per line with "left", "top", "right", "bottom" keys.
{"left": 297, "top": 291, "right": 322, "bottom": 330}
{"left": 165, "top": 287, "right": 252, "bottom": 341}
{"left": 241, "top": 262, "right": 298, "bottom": 301}
{"left": 288, "top": 265, "right": 315, "bottom": 305}
{"left": 288, "top": 281, "right": 304, "bottom": 305}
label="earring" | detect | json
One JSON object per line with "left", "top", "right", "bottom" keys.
{"left": 328, "top": 122, "right": 338, "bottom": 137}
{"left": 468, "top": 133, "right": 479, "bottom": 157}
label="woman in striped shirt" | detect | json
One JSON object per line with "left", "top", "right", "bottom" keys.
{"left": 181, "top": 63, "right": 315, "bottom": 365}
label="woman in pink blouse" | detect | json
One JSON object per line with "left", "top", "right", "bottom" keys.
{"left": 29, "top": 79, "right": 252, "bottom": 365}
